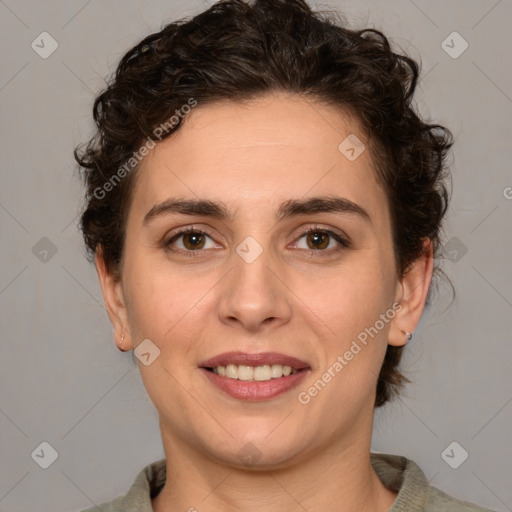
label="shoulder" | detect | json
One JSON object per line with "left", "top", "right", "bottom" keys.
{"left": 78, "top": 458, "right": 167, "bottom": 512}
{"left": 426, "top": 485, "right": 496, "bottom": 512}
{"left": 80, "top": 496, "right": 124, "bottom": 512}
{"left": 370, "top": 452, "right": 495, "bottom": 512}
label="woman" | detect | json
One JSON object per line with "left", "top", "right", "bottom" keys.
{"left": 75, "top": 0, "right": 493, "bottom": 510}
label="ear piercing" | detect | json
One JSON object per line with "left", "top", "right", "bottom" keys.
{"left": 118, "top": 333, "right": 128, "bottom": 352}
{"left": 401, "top": 330, "right": 412, "bottom": 341}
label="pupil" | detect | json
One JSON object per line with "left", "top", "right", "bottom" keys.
{"left": 185, "top": 232, "right": 204, "bottom": 249}
{"left": 310, "top": 232, "right": 327, "bottom": 249}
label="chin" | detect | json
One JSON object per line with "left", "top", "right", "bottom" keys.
{"left": 206, "top": 429, "right": 309, "bottom": 470}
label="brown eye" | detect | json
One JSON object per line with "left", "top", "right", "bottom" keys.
{"left": 165, "top": 228, "right": 217, "bottom": 253}
{"left": 182, "top": 232, "right": 206, "bottom": 250}
{"left": 296, "top": 228, "right": 350, "bottom": 254}
{"left": 305, "top": 231, "right": 330, "bottom": 250}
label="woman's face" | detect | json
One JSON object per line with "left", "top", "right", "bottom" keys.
{"left": 102, "top": 93, "right": 421, "bottom": 468}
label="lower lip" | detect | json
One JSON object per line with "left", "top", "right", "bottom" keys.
{"left": 200, "top": 368, "right": 309, "bottom": 401}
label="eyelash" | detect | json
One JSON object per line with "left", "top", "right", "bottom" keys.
{"left": 163, "top": 224, "right": 350, "bottom": 259}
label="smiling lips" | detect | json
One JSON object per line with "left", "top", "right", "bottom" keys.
{"left": 199, "top": 351, "right": 310, "bottom": 401}
{"left": 212, "top": 363, "right": 298, "bottom": 381}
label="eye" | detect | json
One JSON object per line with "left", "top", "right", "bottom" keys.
{"left": 163, "top": 225, "right": 350, "bottom": 258}
{"left": 292, "top": 226, "right": 350, "bottom": 255}
{"left": 164, "top": 227, "right": 218, "bottom": 254}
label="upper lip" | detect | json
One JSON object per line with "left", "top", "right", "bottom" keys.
{"left": 199, "top": 351, "right": 309, "bottom": 370}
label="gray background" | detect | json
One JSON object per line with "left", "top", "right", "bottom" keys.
{"left": 0, "top": 0, "right": 511, "bottom": 511}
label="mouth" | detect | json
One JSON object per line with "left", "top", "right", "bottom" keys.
{"left": 199, "top": 352, "right": 310, "bottom": 401}
{"left": 203, "top": 363, "right": 300, "bottom": 381}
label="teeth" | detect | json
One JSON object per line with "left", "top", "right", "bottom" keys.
{"left": 225, "top": 364, "right": 238, "bottom": 379}
{"left": 238, "top": 365, "right": 253, "bottom": 381}
{"left": 211, "top": 363, "right": 298, "bottom": 381}
{"left": 254, "top": 365, "right": 271, "bottom": 381}
{"left": 271, "top": 364, "right": 283, "bottom": 378}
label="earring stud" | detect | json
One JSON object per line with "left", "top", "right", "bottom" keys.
{"left": 118, "top": 333, "right": 128, "bottom": 352}
{"left": 401, "top": 330, "right": 412, "bottom": 341}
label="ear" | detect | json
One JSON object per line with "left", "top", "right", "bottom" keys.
{"left": 388, "top": 238, "right": 434, "bottom": 347}
{"left": 95, "top": 246, "right": 133, "bottom": 350}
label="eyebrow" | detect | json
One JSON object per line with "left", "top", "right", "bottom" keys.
{"left": 143, "top": 195, "right": 372, "bottom": 226}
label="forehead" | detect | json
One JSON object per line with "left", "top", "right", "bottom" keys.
{"left": 131, "top": 93, "right": 387, "bottom": 224}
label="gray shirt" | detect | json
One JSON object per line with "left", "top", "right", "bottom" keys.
{"left": 81, "top": 452, "right": 495, "bottom": 511}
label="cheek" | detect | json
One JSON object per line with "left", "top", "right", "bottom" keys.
{"left": 301, "top": 277, "right": 393, "bottom": 411}
{"left": 312, "top": 260, "right": 392, "bottom": 330}
{"left": 303, "top": 256, "right": 395, "bottom": 388}
{"left": 122, "top": 257, "right": 176, "bottom": 341}
{"left": 122, "top": 255, "right": 213, "bottom": 347}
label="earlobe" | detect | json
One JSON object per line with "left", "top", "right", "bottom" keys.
{"left": 95, "top": 247, "right": 132, "bottom": 350}
{"left": 388, "top": 238, "right": 434, "bottom": 347}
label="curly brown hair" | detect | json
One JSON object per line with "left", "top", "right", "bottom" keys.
{"left": 74, "top": 0, "right": 454, "bottom": 407}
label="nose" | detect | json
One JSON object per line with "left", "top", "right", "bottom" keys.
{"left": 216, "top": 240, "right": 293, "bottom": 333}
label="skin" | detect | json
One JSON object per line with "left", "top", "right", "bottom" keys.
{"left": 96, "top": 92, "right": 433, "bottom": 512}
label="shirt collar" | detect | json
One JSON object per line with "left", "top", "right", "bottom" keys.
{"left": 119, "top": 453, "right": 429, "bottom": 511}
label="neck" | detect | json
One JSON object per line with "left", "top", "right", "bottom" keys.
{"left": 152, "top": 427, "right": 396, "bottom": 512}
